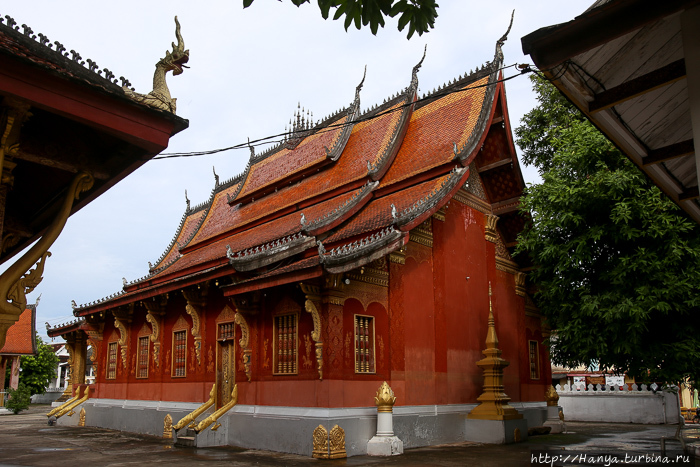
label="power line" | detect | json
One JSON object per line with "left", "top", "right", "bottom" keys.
{"left": 153, "top": 62, "right": 531, "bottom": 161}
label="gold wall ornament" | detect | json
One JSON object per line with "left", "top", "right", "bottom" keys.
{"left": 312, "top": 425, "right": 329, "bottom": 459}
{"left": 0, "top": 172, "right": 93, "bottom": 348}
{"left": 183, "top": 285, "right": 208, "bottom": 368}
{"left": 389, "top": 248, "right": 406, "bottom": 265}
{"left": 122, "top": 17, "right": 189, "bottom": 113}
{"left": 163, "top": 414, "right": 173, "bottom": 439}
{"left": 375, "top": 382, "right": 397, "bottom": 413}
{"left": 194, "top": 384, "right": 237, "bottom": 433}
{"left": 484, "top": 214, "right": 499, "bottom": 243}
{"left": 304, "top": 299, "right": 323, "bottom": 380}
{"left": 467, "top": 283, "right": 522, "bottom": 421}
{"left": 78, "top": 407, "right": 86, "bottom": 427}
{"left": 144, "top": 296, "right": 167, "bottom": 367}
{"left": 545, "top": 385, "right": 560, "bottom": 407}
{"left": 233, "top": 312, "right": 252, "bottom": 382}
{"left": 173, "top": 384, "right": 215, "bottom": 431}
{"left": 329, "top": 425, "right": 347, "bottom": 459}
{"left": 185, "top": 303, "right": 203, "bottom": 366}
{"left": 515, "top": 272, "right": 526, "bottom": 297}
{"left": 114, "top": 317, "right": 129, "bottom": 370}
{"left": 409, "top": 219, "right": 433, "bottom": 248}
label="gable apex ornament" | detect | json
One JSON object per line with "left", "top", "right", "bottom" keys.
{"left": 123, "top": 16, "right": 189, "bottom": 113}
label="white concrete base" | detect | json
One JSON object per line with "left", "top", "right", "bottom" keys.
{"left": 367, "top": 435, "right": 404, "bottom": 456}
{"left": 543, "top": 406, "right": 565, "bottom": 434}
{"left": 464, "top": 418, "right": 529, "bottom": 444}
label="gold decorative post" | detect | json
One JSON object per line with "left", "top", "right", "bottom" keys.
{"left": 329, "top": 425, "right": 347, "bottom": 459}
{"left": 78, "top": 407, "right": 86, "bottom": 427}
{"left": 163, "top": 414, "right": 173, "bottom": 439}
{"left": 545, "top": 385, "right": 559, "bottom": 407}
{"left": 312, "top": 425, "right": 329, "bottom": 459}
{"left": 468, "top": 283, "right": 522, "bottom": 421}
{"left": 368, "top": 382, "right": 404, "bottom": 456}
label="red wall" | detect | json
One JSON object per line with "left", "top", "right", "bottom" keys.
{"left": 93, "top": 202, "right": 549, "bottom": 407}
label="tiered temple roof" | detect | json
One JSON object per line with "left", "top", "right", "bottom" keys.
{"left": 66, "top": 32, "right": 526, "bottom": 317}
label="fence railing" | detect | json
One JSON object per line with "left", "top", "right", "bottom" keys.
{"left": 556, "top": 382, "right": 661, "bottom": 393}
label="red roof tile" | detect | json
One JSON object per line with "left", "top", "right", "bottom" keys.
{"left": 236, "top": 114, "right": 349, "bottom": 201}
{"left": 324, "top": 173, "right": 453, "bottom": 245}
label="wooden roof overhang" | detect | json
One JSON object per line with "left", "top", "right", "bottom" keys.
{"left": 522, "top": 0, "right": 700, "bottom": 223}
{"left": 0, "top": 19, "right": 189, "bottom": 263}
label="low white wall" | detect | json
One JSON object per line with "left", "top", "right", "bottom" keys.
{"left": 556, "top": 383, "right": 680, "bottom": 424}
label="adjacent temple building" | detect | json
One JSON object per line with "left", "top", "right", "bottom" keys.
{"left": 47, "top": 18, "right": 552, "bottom": 456}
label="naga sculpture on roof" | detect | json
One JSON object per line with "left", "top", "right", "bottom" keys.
{"left": 123, "top": 16, "right": 189, "bottom": 113}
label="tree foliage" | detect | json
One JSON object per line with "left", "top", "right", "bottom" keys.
{"left": 243, "top": 0, "right": 438, "bottom": 38}
{"left": 5, "top": 383, "right": 31, "bottom": 414}
{"left": 515, "top": 75, "right": 700, "bottom": 385}
{"left": 18, "top": 334, "right": 59, "bottom": 396}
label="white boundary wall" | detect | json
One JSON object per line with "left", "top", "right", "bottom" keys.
{"left": 556, "top": 383, "right": 681, "bottom": 424}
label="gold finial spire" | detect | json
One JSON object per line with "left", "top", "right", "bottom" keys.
{"left": 468, "top": 281, "right": 522, "bottom": 421}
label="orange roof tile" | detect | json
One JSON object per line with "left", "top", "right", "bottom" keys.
{"left": 381, "top": 77, "right": 488, "bottom": 188}
{"left": 0, "top": 307, "right": 36, "bottom": 355}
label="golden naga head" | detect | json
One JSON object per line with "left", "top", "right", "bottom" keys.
{"left": 545, "top": 385, "right": 560, "bottom": 406}
{"left": 375, "top": 381, "right": 397, "bottom": 412}
{"left": 160, "top": 16, "right": 189, "bottom": 76}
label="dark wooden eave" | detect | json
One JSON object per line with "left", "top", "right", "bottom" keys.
{"left": 521, "top": 0, "right": 700, "bottom": 70}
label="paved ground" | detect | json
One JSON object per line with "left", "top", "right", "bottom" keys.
{"left": 0, "top": 404, "right": 697, "bottom": 466}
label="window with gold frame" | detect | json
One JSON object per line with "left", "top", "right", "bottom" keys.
{"left": 136, "top": 336, "right": 149, "bottom": 379}
{"left": 529, "top": 340, "right": 540, "bottom": 380}
{"left": 106, "top": 341, "right": 118, "bottom": 380}
{"left": 354, "top": 314, "right": 375, "bottom": 374}
{"left": 273, "top": 313, "right": 298, "bottom": 375}
{"left": 172, "top": 330, "right": 187, "bottom": 378}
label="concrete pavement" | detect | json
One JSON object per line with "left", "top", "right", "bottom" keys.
{"left": 0, "top": 404, "right": 696, "bottom": 466}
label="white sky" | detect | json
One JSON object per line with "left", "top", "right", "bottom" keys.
{"left": 2, "top": 1, "right": 591, "bottom": 342}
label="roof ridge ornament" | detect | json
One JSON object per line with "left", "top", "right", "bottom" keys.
{"left": 497, "top": 10, "right": 515, "bottom": 49}
{"left": 185, "top": 189, "right": 190, "bottom": 211}
{"left": 123, "top": 16, "right": 189, "bottom": 113}
{"left": 410, "top": 45, "right": 428, "bottom": 90}
{"left": 354, "top": 65, "right": 367, "bottom": 105}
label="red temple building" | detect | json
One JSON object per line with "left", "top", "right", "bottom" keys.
{"left": 48, "top": 28, "right": 552, "bottom": 455}
{"left": 0, "top": 305, "right": 36, "bottom": 408}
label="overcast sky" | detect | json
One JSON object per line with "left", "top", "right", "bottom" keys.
{"left": 2, "top": 1, "right": 591, "bottom": 342}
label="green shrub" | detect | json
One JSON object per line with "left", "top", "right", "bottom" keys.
{"left": 5, "top": 383, "right": 31, "bottom": 414}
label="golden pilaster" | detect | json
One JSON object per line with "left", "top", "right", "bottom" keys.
{"left": 468, "top": 283, "right": 522, "bottom": 421}
{"left": 484, "top": 214, "right": 499, "bottom": 243}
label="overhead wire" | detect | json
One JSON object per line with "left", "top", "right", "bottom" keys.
{"left": 153, "top": 62, "right": 535, "bottom": 160}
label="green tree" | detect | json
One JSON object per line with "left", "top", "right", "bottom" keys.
{"left": 18, "top": 334, "right": 59, "bottom": 396}
{"left": 243, "top": 0, "right": 438, "bottom": 38}
{"left": 515, "top": 75, "right": 700, "bottom": 385}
